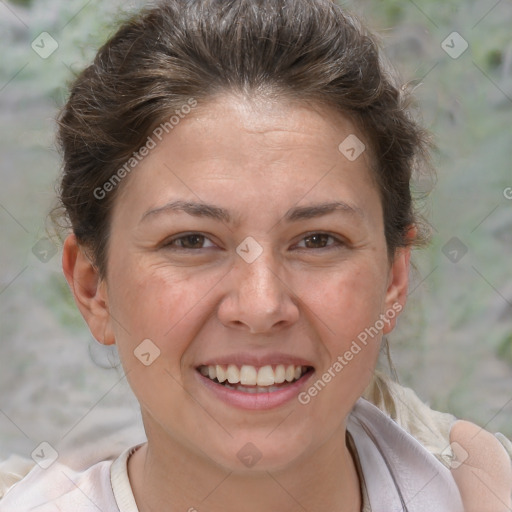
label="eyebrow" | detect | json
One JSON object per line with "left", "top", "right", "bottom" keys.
{"left": 140, "top": 199, "right": 364, "bottom": 225}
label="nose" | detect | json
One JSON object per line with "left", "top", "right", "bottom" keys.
{"left": 217, "top": 249, "right": 300, "bottom": 334}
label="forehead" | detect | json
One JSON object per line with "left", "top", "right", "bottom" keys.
{"left": 112, "top": 94, "right": 378, "bottom": 224}
{"left": 182, "top": 95, "right": 366, "bottom": 157}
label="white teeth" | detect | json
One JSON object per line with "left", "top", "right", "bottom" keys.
{"left": 257, "top": 365, "right": 275, "bottom": 386}
{"left": 199, "top": 363, "right": 310, "bottom": 387}
{"left": 240, "top": 365, "right": 257, "bottom": 385}
{"left": 285, "top": 365, "right": 295, "bottom": 382}
{"left": 274, "top": 364, "right": 286, "bottom": 383}
{"left": 227, "top": 364, "right": 240, "bottom": 384}
{"left": 216, "top": 365, "right": 227, "bottom": 383}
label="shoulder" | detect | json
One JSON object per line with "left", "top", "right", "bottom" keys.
{"left": 364, "top": 370, "right": 512, "bottom": 507}
{"left": 449, "top": 419, "right": 512, "bottom": 512}
{"left": 0, "top": 454, "right": 35, "bottom": 499}
{"left": 363, "top": 371, "right": 459, "bottom": 465}
{"left": 0, "top": 456, "right": 117, "bottom": 511}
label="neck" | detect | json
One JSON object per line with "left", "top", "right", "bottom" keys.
{"left": 128, "top": 421, "right": 361, "bottom": 512}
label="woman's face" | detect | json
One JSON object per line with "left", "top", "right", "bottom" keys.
{"left": 83, "top": 95, "right": 410, "bottom": 471}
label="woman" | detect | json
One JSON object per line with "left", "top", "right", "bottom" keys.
{"left": 1, "top": 0, "right": 511, "bottom": 510}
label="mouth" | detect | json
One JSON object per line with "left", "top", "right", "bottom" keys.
{"left": 197, "top": 364, "right": 314, "bottom": 393}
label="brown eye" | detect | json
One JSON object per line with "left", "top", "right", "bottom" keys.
{"left": 163, "top": 233, "right": 215, "bottom": 250}
{"left": 297, "top": 233, "right": 342, "bottom": 250}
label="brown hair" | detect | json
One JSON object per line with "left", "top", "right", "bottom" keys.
{"left": 50, "top": 0, "right": 432, "bottom": 280}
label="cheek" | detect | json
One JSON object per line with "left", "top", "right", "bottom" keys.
{"left": 298, "top": 267, "right": 386, "bottom": 412}
{"left": 302, "top": 261, "right": 387, "bottom": 398}
{"left": 107, "top": 262, "right": 215, "bottom": 411}
{"left": 107, "top": 259, "right": 214, "bottom": 366}
{"left": 310, "top": 263, "right": 388, "bottom": 337}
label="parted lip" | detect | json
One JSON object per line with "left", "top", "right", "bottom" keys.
{"left": 196, "top": 353, "right": 315, "bottom": 369}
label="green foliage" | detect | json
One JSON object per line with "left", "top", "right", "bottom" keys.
{"left": 0, "top": 0, "right": 143, "bottom": 100}
{"left": 498, "top": 334, "right": 512, "bottom": 366}
{"left": 8, "top": 0, "right": 33, "bottom": 6}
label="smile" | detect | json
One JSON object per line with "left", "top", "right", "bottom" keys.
{"left": 196, "top": 364, "right": 314, "bottom": 410}
{"left": 197, "top": 364, "right": 314, "bottom": 395}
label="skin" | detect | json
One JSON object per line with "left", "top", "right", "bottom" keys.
{"left": 62, "top": 94, "right": 509, "bottom": 511}
{"left": 449, "top": 420, "right": 512, "bottom": 511}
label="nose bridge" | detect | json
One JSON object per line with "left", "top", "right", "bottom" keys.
{"left": 238, "top": 244, "right": 284, "bottom": 306}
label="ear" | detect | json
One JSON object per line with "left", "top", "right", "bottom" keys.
{"left": 62, "top": 233, "right": 115, "bottom": 345}
{"left": 382, "top": 226, "right": 415, "bottom": 335}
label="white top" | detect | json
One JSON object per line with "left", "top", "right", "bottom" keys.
{"left": 0, "top": 397, "right": 465, "bottom": 512}
{"left": 348, "top": 399, "right": 463, "bottom": 511}
{"left": 0, "top": 442, "right": 140, "bottom": 511}
{"left": 110, "top": 444, "right": 142, "bottom": 512}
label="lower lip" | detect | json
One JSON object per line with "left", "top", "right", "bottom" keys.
{"left": 195, "top": 369, "right": 315, "bottom": 410}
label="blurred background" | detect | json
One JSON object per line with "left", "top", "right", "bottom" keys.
{"left": 0, "top": 0, "right": 511, "bottom": 461}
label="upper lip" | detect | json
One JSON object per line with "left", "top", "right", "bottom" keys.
{"left": 197, "top": 353, "right": 315, "bottom": 369}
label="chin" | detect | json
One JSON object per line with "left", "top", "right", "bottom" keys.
{"left": 205, "top": 434, "right": 310, "bottom": 474}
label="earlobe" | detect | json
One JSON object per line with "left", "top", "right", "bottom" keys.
{"left": 62, "top": 234, "right": 115, "bottom": 345}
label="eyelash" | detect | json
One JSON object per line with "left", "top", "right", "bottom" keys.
{"left": 161, "top": 232, "right": 346, "bottom": 252}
